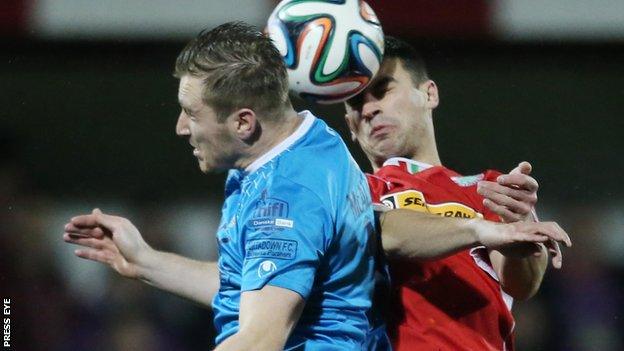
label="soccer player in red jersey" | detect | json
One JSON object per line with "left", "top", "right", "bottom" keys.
{"left": 345, "top": 37, "right": 571, "bottom": 351}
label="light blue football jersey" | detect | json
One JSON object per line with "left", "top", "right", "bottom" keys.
{"left": 212, "top": 111, "right": 380, "bottom": 350}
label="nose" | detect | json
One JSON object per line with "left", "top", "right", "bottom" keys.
{"left": 176, "top": 112, "right": 190, "bottom": 136}
{"left": 361, "top": 100, "right": 381, "bottom": 121}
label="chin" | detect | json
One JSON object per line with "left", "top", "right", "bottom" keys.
{"left": 198, "top": 162, "right": 212, "bottom": 174}
{"left": 372, "top": 145, "right": 399, "bottom": 160}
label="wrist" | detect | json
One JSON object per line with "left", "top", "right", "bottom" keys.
{"left": 135, "top": 246, "right": 159, "bottom": 281}
{"left": 525, "top": 207, "right": 538, "bottom": 222}
{"left": 464, "top": 218, "right": 488, "bottom": 247}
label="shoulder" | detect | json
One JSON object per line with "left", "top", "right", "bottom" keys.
{"left": 276, "top": 120, "right": 363, "bottom": 191}
{"left": 284, "top": 116, "right": 351, "bottom": 166}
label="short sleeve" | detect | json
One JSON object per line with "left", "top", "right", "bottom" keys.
{"left": 240, "top": 176, "right": 332, "bottom": 300}
{"left": 366, "top": 173, "right": 388, "bottom": 204}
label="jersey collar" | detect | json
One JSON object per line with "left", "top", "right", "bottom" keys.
{"left": 382, "top": 157, "right": 433, "bottom": 174}
{"left": 245, "top": 110, "right": 315, "bottom": 173}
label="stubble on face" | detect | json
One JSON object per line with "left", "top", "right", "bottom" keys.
{"left": 346, "top": 59, "right": 430, "bottom": 167}
{"left": 178, "top": 75, "right": 237, "bottom": 174}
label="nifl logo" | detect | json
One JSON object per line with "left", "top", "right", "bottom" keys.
{"left": 257, "top": 260, "right": 277, "bottom": 278}
{"left": 248, "top": 191, "right": 290, "bottom": 231}
{"left": 252, "top": 194, "right": 288, "bottom": 219}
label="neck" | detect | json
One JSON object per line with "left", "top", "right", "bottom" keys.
{"left": 234, "top": 107, "right": 302, "bottom": 170}
{"left": 409, "top": 134, "right": 442, "bottom": 167}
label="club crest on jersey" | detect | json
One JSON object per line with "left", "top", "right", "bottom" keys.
{"left": 247, "top": 191, "right": 294, "bottom": 231}
{"left": 452, "top": 174, "right": 484, "bottom": 187}
{"left": 257, "top": 260, "right": 277, "bottom": 278}
{"left": 380, "top": 190, "right": 484, "bottom": 218}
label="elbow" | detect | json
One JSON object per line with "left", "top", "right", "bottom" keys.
{"left": 379, "top": 210, "right": 417, "bottom": 260}
{"left": 380, "top": 232, "right": 403, "bottom": 259}
{"left": 501, "top": 279, "right": 542, "bottom": 301}
{"left": 505, "top": 286, "right": 539, "bottom": 302}
{"left": 379, "top": 211, "right": 400, "bottom": 258}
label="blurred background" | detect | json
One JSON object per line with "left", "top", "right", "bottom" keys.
{"left": 1, "top": 0, "right": 623, "bottom": 350}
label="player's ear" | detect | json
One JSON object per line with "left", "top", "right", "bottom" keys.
{"left": 343, "top": 112, "right": 358, "bottom": 141}
{"left": 419, "top": 80, "right": 439, "bottom": 109}
{"left": 232, "top": 108, "right": 257, "bottom": 141}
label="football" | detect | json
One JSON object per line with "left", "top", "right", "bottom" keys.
{"left": 267, "top": 0, "right": 384, "bottom": 104}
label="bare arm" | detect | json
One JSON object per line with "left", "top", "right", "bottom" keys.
{"left": 379, "top": 209, "right": 478, "bottom": 260}
{"left": 381, "top": 162, "right": 571, "bottom": 300}
{"left": 489, "top": 245, "right": 548, "bottom": 301}
{"left": 379, "top": 209, "right": 570, "bottom": 263}
{"left": 63, "top": 208, "right": 220, "bottom": 307}
{"left": 479, "top": 161, "right": 566, "bottom": 299}
{"left": 214, "top": 286, "right": 305, "bottom": 351}
{"left": 137, "top": 250, "right": 219, "bottom": 306}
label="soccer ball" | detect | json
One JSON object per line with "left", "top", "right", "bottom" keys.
{"left": 267, "top": 0, "right": 384, "bottom": 104}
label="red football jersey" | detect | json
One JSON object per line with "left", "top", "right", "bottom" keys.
{"left": 368, "top": 157, "right": 515, "bottom": 351}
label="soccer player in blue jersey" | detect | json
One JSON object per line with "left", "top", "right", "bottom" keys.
{"left": 62, "top": 22, "right": 379, "bottom": 350}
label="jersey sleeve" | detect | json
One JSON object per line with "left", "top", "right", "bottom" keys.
{"left": 366, "top": 173, "right": 388, "bottom": 204}
{"left": 239, "top": 176, "right": 332, "bottom": 300}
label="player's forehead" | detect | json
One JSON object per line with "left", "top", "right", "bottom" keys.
{"left": 362, "top": 58, "right": 410, "bottom": 92}
{"left": 379, "top": 58, "right": 413, "bottom": 84}
{"left": 376, "top": 57, "right": 400, "bottom": 80}
{"left": 345, "top": 58, "right": 403, "bottom": 109}
{"left": 178, "top": 75, "right": 204, "bottom": 110}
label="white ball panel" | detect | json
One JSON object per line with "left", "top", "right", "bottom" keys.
{"left": 269, "top": 0, "right": 384, "bottom": 103}
{"left": 267, "top": 23, "right": 288, "bottom": 57}
{"left": 322, "top": 23, "right": 348, "bottom": 75}
{"left": 296, "top": 78, "right": 361, "bottom": 96}
{"left": 288, "top": 24, "right": 322, "bottom": 86}
{"left": 357, "top": 42, "right": 379, "bottom": 73}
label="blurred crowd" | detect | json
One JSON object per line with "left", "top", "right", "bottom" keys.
{"left": 1, "top": 129, "right": 623, "bottom": 351}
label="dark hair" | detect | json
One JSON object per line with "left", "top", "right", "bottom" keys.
{"left": 383, "top": 36, "right": 429, "bottom": 85}
{"left": 174, "top": 21, "right": 289, "bottom": 121}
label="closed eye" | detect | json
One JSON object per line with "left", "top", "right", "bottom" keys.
{"left": 370, "top": 77, "right": 394, "bottom": 100}
{"left": 346, "top": 76, "right": 395, "bottom": 111}
{"left": 182, "top": 107, "right": 198, "bottom": 121}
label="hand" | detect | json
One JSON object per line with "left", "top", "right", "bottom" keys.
{"left": 543, "top": 236, "right": 565, "bottom": 269}
{"left": 63, "top": 208, "right": 152, "bottom": 278}
{"left": 477, "top": 161, "right": 538, "bottom": 223}
{"left": 474, "top": 220, "right": 571, "bottom": 269}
